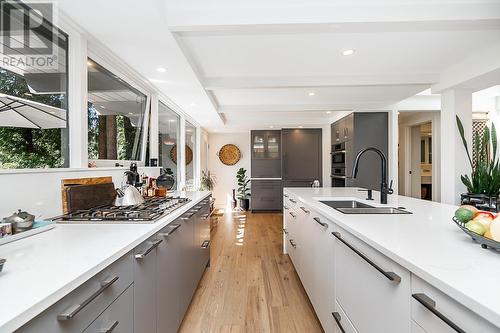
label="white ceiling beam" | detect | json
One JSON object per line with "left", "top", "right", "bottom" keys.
{"left": 166, "top": 2, "right": 500, "bottom": 29}
{"left": 204, "top": 74, "right": 438, "bottom": 90}
{"left": 171, "top": 19, "right": 500, "bottom": 36}
{"left": 218, "top": 103, "right": 390, "bottom": 113}
{"left": 432, "top": 43, "right": 500, "bottom": 93}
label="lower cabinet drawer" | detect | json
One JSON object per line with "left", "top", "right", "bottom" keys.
{"left": 83, "top": 285, "right": 133, "bottom": 333}
{"left": 333, "top": 300, "right": 358, "bottom": 333}
{"left": 251, "top": 180, "right": 282, "bottom": 211}
{"left": 18, "top": 252, "right": 134, "bottom": 333}
{"left": 411, "top": 275, "right": 499, "bottom": 333}
{"left": 333, "top": 225, "right": 411, "bottom": 333}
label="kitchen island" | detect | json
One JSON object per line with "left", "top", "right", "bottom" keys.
{"left": 283, "top": 187, "right": 500, "bottom": 333}
{"left": 0, "top": 191, "right": 211, "bottom": 333}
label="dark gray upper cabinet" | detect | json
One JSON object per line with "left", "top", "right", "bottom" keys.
{"left": 251, "top": 130, "right": 281, "bottom": 178}
{"left": 282, "top": 128, "right": 322, "bottom": 185}
{"left": 331, "top": 112, "right": 388, "bottom": 190}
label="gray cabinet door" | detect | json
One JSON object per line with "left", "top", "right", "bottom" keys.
{"left": 133, "top": 237, "right": 160, "bottom": 333}
{"left": 83, "top": 285, "right": 133, "bottom": 333}
{"left": 282, "top": 128, "right": 322, "bottom": 184}
{"left": 157, "top": 223, "right": 183, "bottom": 333}
{"left": 251, "top": 180, "right": 283, "bottom": 210}
{"left": 251, "top": 130, "right": 282, "bottom": 178}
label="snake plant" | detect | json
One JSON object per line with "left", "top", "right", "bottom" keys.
{"left": 457, "top": 116, "right": 500, "bottom": 195}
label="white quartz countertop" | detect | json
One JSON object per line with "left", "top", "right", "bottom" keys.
{"left": 0, "top": 191, "right": 211, "bottom": 332}
{"left": 284, "top": 187, "right": 500, "bottom": 328}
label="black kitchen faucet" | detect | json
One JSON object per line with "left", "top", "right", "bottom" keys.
{"left": 351, "top": 147, "right": 393, "bottom": 204}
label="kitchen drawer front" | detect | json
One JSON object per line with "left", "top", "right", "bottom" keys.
{"left": 83, "top": 285, "right": 133, "bottom": 333}
{"left": 18, "top": 252, "right": 133, "bottom": 333}
{"left": 333, "top": 300, "right": 359, "bottom": 333}
{"left": 333, "top": 225, "right": 411, "bottom": 333}
{"left": 251, "top": 180, "right": 282, "bottom": 211}
{"left": 411, "top": 275, "right": 499, "bottom": 333}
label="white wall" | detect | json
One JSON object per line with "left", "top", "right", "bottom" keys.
{"left": 0, "top": 167, "right": 160, "bottom": 219}
{"left": 208, "top": 133, "right": 251, "bottom": 209}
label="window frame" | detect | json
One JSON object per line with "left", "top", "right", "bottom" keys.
{"left": 86, "top": 49, "right": 152, "bottom": 167}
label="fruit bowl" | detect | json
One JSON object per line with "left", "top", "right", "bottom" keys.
{"left": 453, "top": 217, "right": 500, "bottom": 251}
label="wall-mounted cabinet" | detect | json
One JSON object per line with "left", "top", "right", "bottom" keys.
{"left": 251, "top": 130, "right": 281, "bottom": 179}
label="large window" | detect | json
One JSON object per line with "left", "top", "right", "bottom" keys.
{"left": 185, "top": 120, "right": 197, "bottom": 189}
{"left": 87, "top": 59, "right": 147, "bottom": 161}
{"left": 158, "top": 102, "right": 180, "bottom": 186}
{"left": 0, "top": 1, "right": 69, "bottom": 169}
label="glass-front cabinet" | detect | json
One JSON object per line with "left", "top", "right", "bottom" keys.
{"left": 251, "top": 130, "right": 281, "bottom": 178}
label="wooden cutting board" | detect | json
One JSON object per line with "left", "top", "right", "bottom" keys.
{"left": 61, "top": 177, "right": 113, "bottom": 214}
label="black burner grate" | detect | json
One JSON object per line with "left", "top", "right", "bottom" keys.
{"left": 55, "top": 197, "right": 191, "bottom": 222}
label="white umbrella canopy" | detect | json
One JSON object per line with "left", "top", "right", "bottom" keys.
{"left": 0, "top": 93, "right": 67, "bottom": 129}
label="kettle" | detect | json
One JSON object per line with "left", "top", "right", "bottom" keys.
{"left": 115, "top": 185, "right": 144, "bottom": 206}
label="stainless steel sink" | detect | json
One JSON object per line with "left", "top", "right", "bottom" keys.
{"left": 320, "top": 200, "right": 374, "bottom": 209}
{"left": 320, "top": 200, "right": 411, "bottom": 214}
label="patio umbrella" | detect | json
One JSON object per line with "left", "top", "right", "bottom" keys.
{"left": 0, "top": 93, "right": 66, "bottom": 129}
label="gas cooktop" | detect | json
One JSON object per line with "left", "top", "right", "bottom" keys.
{"left": 53, "top": 197, "right": 191, "bottom": 223}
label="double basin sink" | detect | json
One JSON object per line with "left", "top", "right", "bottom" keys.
{"left": 320, "top": 200, "right": 411, "bottom": 214}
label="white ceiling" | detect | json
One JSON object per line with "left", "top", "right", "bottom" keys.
{"left": 56, "top": 0, "right": 500, "bottom": 132}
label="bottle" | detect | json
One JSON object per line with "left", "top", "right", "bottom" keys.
{"left": 147, "top": 178, "right": 155, "bottom": 197}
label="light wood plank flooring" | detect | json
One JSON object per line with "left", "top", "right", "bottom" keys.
{"left": 179, "top": 211, "right": 323, "bottom": 333}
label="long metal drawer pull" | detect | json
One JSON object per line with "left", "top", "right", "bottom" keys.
{"left": 331, "top": 312, "right": 345, "bottom": 333}
{"left": 300, "top": 206, "right": 310, "bottom": 213}
{"left": 181, "top": 211, "right": 196, "bottom": 220}
{"left": 99, "top": 320, "right": 119, "bottom": 333}
{"left": 283, "top": 205, "right": 289, "bottom": 210}
{"left": 289, "top": 212, "right": 296, "bottom": 218}
{"left": 289, "top": 239, "right": 297, "bottom": 248}
{"left": 289, "top": 198, "right": 297, "bottom": 203}
{"left": 313, "top": 217, "right": 328, "bottom": 228}
{"left": 284, "top": 194, "right": 289, "bottom": 198}
{"left": 412, "top": 293, "right": 465, "bottom": 333}
{"left": 202, "top": 208, "right": 216, "bottom": 219}
{"left": 159, "top": 224, "right": 181, "bottom": 237}
{"left": 135, "top": 239, "right": 163, "bottom": 259}
{"left": 57, "top": 275, "right": 119, "bottom": 321}
{"left": 283, "top": 228, "right": 289, "bottom": 235}
{"left": 332, "top": 232, "right": 401, "bottom": 283}
{"left": 201, "top": 240, "right": 210, "bottom": 249}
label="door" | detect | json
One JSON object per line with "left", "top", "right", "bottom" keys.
{"left": 282, "top": 128, "right": 322, "bottom": 184}
{"left": 410, "top": 125, "right": 422, "bottom": 199}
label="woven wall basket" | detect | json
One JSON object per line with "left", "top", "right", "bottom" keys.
{"left": 218, "top": 144, "right": 241, "bottom": 166}
{"left": 170, "top": 145, "right": 193, "bottom": 165}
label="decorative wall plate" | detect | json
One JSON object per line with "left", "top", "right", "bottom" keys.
{"left": 170, "top": 145, "right": 193, "bottom": 165}
{"left": 218, "top": 144, "right": 241, "bottom": 165}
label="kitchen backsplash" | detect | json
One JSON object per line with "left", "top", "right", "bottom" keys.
{"left": 0, "top": 167, "right": 160, "bottom": 219}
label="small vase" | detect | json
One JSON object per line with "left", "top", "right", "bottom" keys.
{"left": 231, "top": 189, "right": 237, "bottom": 210}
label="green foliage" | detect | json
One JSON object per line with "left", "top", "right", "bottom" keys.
{"left": 457, "top": 116, "right": 500, "bottom": 195}
{"left": 0, "top": 68, "right": 67, "bottom": 169}
{"left": 236, "top": 167, "right": 251, "bottom": 199}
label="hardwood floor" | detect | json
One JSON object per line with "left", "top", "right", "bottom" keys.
{"left": 179, "top": 211, "right": 323, "bottom": 333}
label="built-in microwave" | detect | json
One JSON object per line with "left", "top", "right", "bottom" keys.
{"left": 331, "top": 142, "right": 346, "bottom": 167}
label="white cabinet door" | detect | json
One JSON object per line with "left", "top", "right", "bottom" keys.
{"left": 133, "top": 236, "right": 162, "bottom": 333}
{"left": 308, "top": 212, "right": 335, "bottom": 333}
{"left": 333, "top": 300, "right": 359, "bottom": 333}
{"left": 411, "top": 275, "right": 499, "bottom": 333}
{"left": 83, "top": 285, "right": 133, "bottom": 333}
{"left": 334, "top": 225, "right": 411, "bottom": 333}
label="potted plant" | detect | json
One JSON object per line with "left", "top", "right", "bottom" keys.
{"left": 457, "top": 116, "right": 500, "bottom": 211}
{"left": 200, "top": 170, "right": 217, "bottom": 191}
{"left": 236, "top": 167, "right": 251, "bottom": 211}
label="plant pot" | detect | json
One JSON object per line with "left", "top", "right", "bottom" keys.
{"left": 460, "top": 193, "right": 499, "bottom": 212}
{"left": 239, "top": 198, "right": 250, "bottom": 211}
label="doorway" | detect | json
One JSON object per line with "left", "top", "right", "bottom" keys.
{"left": 410, "top": 123, "right": 433, "bottom": 200}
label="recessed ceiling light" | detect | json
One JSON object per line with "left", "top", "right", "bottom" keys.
{"left": 326, "top": 111, "right": 332, "bottom": 114}
{"left": 269, "top": 125, "right": 274, "bottom": 129}
{"left": 341, "top": 49, "right": 355, "bottom": 56}
{"left": 156, "top": 67, "right": 167, "bottom": 73}
{"left": 299, "top": 125, "right": 304, "bottom": 128}
{"left": 308, "top": 92, "right": 316, "bottom": 96}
